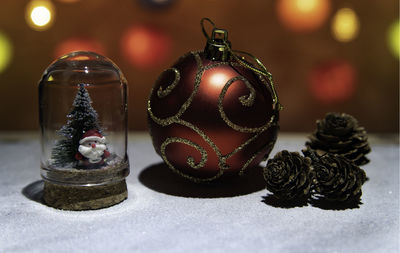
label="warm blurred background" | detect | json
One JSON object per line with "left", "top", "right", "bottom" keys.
{"left": 0, "top": 0, "right": 398, "bottom": 133}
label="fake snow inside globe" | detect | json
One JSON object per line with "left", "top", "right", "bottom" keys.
{"left": 38, "top": 51, "right": 129, "bottom": 210}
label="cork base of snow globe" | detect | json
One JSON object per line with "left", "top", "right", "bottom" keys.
{"left": 43, "top": 180, "right": 127, "bottom": 211}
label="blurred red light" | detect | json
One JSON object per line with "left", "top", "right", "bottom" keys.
{"left": 121, "top": 25, "right": 171, "bottom": 69}
{"left": 54, "top": 38, "right": 105, "bottom": 58}
{"left": 309, "top": 59, "right": 357, "bottom": 103}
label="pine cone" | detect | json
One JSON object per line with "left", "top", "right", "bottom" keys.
{"left": 306, "top": 112, "right": 371, "bottom": 166}
{"left": 263, "top": 150, "right": 314, "bottom": 200}
{"left": 303, "top": 149, "right": 367, "bottom": 202}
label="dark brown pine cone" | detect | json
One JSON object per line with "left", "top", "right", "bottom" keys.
{"left": 263, "top": 150, "right": 314, "bottom": 200}
{"left": 303, "top": 149, "right": 367, "bottom": 202}
{"left": 306, "top": 112, "right": 371, "bottom": 166}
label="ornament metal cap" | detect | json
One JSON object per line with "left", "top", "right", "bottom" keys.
{"left": 200, "top": 17, "right": 282, "bottom": 111}
{"left": 204, "top": 28, "right": 231, "bottom": 62}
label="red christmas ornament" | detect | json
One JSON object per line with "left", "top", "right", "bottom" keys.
{"left": 147, "top": 19, "right": 281, "bottom": 182}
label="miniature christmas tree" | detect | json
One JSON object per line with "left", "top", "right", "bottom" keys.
{"left": 51, "top": 84, "right": 102, "bottom": 167}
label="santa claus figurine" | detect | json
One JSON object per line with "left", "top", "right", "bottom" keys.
{"left": 75, "top": 129, "right": 110, "bottom": 168}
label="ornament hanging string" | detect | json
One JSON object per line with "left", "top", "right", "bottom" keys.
{"left": 201, "top": 18, "right": 216, "bottom": 41}
{"left": 200, "top": 18, "right": 283, "bottom": 111}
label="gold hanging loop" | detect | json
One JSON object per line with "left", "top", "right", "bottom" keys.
{"left": 200, "top": 18, "right": 282, "bottom": 111}
{"left": 229, "top": 48, "right": 282, "bottom": 111}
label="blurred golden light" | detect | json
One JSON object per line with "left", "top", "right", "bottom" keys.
{"left": 332, "top": 8, "right": 360, "bottom": 42}
{"left": 31, "top": 7, "right": 51, "bottom": 26}
{"left": 296, "top": 0, "right": 317, "bottom": 12}
{"left": 387, "top": 20, "right": 400, "bottom": 59}
{"left": 25, "top": 0, "right": 55, "bottom": 31}
{"left": 277, "top": 0, "right": 331, "bottom": 32}
{"left": 0, "top": 31, "right": 12, "bottom": 73}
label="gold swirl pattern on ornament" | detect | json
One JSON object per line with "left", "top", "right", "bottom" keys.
{"left": 218, "top": 75, "right": 276, "bottom": 133}
{"left": 238, "top": 140, "right": 276, "bottom": 176}
{"left": 159, "top": 120, "right": 226, "bottom": 182}
{"left": 148, "top": 51, "right": 279, "bottom": 182}
{"left": 157, "top": 68, "right": 181, "bottom": 98}
{"left": 161, "top": 137, "right": 207, "bottom": 169}
{"left": 147, "top": 52, "right": 201, "bottom": 126}
{"left": 200, "top": 18, "right": 282, "bottom": 110}
{"left": 148, "top": 52, "right": 227, "bottom": 182}
{"left": 160, "top": 135, "right": 225, "bottom": 182}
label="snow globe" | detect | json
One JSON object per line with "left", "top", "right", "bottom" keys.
{"left": 38, "top": 51, "right": 129, "bottom": 210}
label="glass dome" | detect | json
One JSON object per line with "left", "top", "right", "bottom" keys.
{"left": 38, "top": 51, "right": 129, "bottom": 210}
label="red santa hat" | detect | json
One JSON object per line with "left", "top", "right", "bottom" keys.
{"left": 79, "top": 129, "right": 106, "bottom": 144}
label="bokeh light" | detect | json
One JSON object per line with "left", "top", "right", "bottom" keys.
{"left": 121, "top": 25, "right": 171, "bottom": 69}
{"left": 309, "top": 59, "right": 357, "bottom": 103}
{"left": 54, "top": 38, "right": 105, "bottom": 58}
{"left": 387, "top": 20, "right": 400, "bottom": 59}
{"left": 331, "top": 8, "right": 360, "bottom": 42}
{"left": 0, "top": 31, "right": 13, "bottom": 74}
{"left": 25, "top": 0, "right": 55, "bottom": 31}
{"left": 277, "top": 0, "right": 331, "bottom": 32}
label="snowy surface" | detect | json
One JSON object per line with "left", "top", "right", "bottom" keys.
{"left": 0, "top": 132, "right": 398, "bottom": 253}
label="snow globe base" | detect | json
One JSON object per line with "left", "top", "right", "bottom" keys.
{"left": 43, "top": 180, "right": 127, "bottom": 211}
